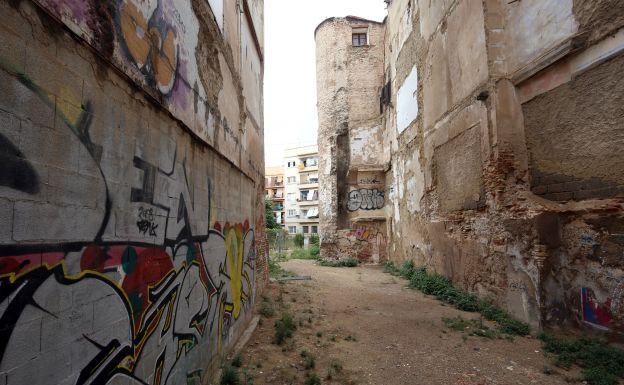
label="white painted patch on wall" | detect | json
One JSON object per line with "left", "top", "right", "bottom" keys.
{"left": 208, "top": 0, "right": 224, "bottom": 32}
{"left": 396, "top": 66, "right": 419, "bottom": 134}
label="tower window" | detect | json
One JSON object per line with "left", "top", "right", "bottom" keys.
{"left": 352, "top": 33, "right": 368, "bottom": 47}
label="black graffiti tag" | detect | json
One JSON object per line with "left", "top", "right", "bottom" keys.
{"left": 347, "top": 188, "right": 385, "bottom": 211}
{"left": 137, "top": 207, "right": 158, "bottom": 236}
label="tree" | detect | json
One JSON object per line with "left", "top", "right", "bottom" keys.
{"left": 265, "top": 197, "right": 281, "bottom": 229}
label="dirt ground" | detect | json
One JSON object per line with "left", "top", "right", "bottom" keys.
{"left": 236, "top": 260, "right": 578, "bottom": 385}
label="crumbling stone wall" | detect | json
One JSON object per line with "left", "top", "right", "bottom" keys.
{"left": 0, "top": 1, "right": 266, "bottom": 384}
{"left": 317, "top": 0, "right": 624, "bottom": 333}
{"left": 316, "top": 17, "right": 388, "bottom": 261}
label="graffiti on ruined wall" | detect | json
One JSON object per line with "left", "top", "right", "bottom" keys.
{"left": 0, "top": 61, "right": 256, "bottom": 385}
{"left": 32, "top": 0, "right": 222, "bottom": 143}
{"left": 580, "top": 282, "right": 624, "bottom": 330}
{"left": 337, "top": 225, "right": 387, "bottom": 263}
{"left": 347, "top": 188, "right": 385, "bottom": 211}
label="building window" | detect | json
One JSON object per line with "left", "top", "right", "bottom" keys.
{"left": 287, "top": 209, "right": 298, "bottom": 217}
{"left": 352, "top": 32, "right": 367, "bottom": 47}
{"left": 287, "top": 193, "right": 297, "bottom": 202}
{"left": 287, "top": 176, "right": 297, "bottom": 184}
{"left": 302, "top": 226, "right": 309, "bottom": 234}
{"left": 311, "top": 226, "right": 318, "bottom": 234}
{"left": 288, "top": 226, "right": 297, "bottom": 234}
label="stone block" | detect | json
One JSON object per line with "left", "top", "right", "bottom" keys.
{"left": 423, "top": 31, "right": 449, "bottom": 131}
{"left": 0, "top": 198, "right": 12, "bottom": 242}
{"left": 434, "top": 126, "right": 484, "bottom": 212}
{"left": 447, "top": 0, "right": 488, "bottom": 105}
{"left": 418, "top": 0, "right": 451, "bottom": 40}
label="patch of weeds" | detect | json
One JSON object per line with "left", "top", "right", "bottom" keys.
{"left": 269, "top": 258, "right": 294, "bottom": 279}
{"left": 231, "top": 353, "right": 243, "bottom": 368}
{"left": 259, "top": 297, "right": 275, "bottom": 318}
{"left": 539, "top": 333, "right": 624, "bottom": 385}
{"left": 241, "top": 368, "right": 254, "bottom": 385}
{"left": 387, "top": 262, "right": 530, "bottom": 336}
{"left": 344, "top": 334, "right": 357, "bottom": 342}
{"left": 326, "top": 359, "right": 343, "bottom": 380}
{"left": 319, "top": 257, "right": 358, "bottom": 267}
{"left": 383, "top": 261, "right": 401, "bottom": 275}
{"left": 220, "top": 364, "right": 240, "bottom": 385}
{"left": 273, "top": 313, "right": 296, "bottom": 345}
{"left": 330, "top": 335, "right": 337, "bottom": 342}
{"left": 316, "top": 331, "right": 322, "bottom": 338}
{"left": 290, "top": 248, "right": 318, "bottom": 260}
{"left": 304, "top": 373, "right": 322, "bottom": 385}
{"left": 443, "top": 316, "right": 498, "bottom": 339}
{"left": 300, "top": 350, "right": 316, "bottom": 369}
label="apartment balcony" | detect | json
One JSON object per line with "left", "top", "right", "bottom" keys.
{"left": 298, "top": 181, "right": 319, "bottom": 189}
{"left": 265, "top": 181, "right": 284, "bottom": 188}
{"left": 297, "top": 199, "right": 318, "bottom": 206}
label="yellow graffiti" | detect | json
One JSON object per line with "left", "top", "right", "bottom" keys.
{"left": 224, "top": 224, "right": 244, "bottom": 319}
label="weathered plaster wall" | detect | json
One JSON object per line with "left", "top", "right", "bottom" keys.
{"left": 0, "top": 0, "right": 266, "bottom": 384}
{"left": 317, "top": 0, "right": 624, "bottom": 333}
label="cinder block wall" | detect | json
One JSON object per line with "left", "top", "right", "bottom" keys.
{"left": 0, "top": 1, "right": 266, "bottom": 384}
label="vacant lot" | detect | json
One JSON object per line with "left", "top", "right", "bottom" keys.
{"left": 233, "top": 260, "right": 576, "bottom": 385}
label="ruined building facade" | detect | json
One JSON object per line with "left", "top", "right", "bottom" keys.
{"left": 0, "top": 0, "right": 265, "bottom": 384}
{"left": 316, "top": 1, "right": 624, "bottom": 332}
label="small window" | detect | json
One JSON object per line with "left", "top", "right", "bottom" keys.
{"left": 311, "top": 226, "right": 318, "bottom": 234}
{"left": 288, "top": 226, "right": 297, "bottom": 234}
{"left": 302, "top": 226, "right": 309, "bottom": 234}
{"left": 352, "top": 33, "right": 367, "bottom": 47}
{"left": 287, "top": 176, "right": 297, "bottom": 184}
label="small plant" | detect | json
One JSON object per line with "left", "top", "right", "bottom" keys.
{"left": 383, "top": 261, "right": 401, "bottom": 275}
{"left": 344, "top": 334, "right": 357, "bottom": 342}
{"left": 294, "top": 233, "right": 305, "bottom": 248}
{"left": 539, "top": 333, "right": 624, "bottom": 385}
{"left": 309, "top": 245, "right": 320, "bottom": 258}
{"left": 300, "top": 350, "right": 316, "bottom": 369}
{"left": 319, "top": 257, "right": 358, "bottom": 267}
{"left": 290, "top": 248, "right": 317, "bottom": 260}
{"left": 269, "top": 257, "right": 294, "bottom": 279}
{"left": 231, "top": 353, "right": 243, "bottom": 368}
{"left": 304, "top": 373, "right": 322, "bottom": 385}
{"left": 273, "top": 313, "right": 296, "bottom": 345}
{"left": 220, "top": 364, "right": 240, "bottom": 385}
{"left": 399, "top": 259, "right": 415, "bottom": 278}
{"left": 316, "top": 331, "right": 323, "bottom": 338}
{"left": 259, "top": 297, "right": 275, "bottom": 318}
{"left": 309, "top": 234, "right": 320, "bottom": 246}
{"left": 326, "top": 359, "right": 343, "bottom": 380}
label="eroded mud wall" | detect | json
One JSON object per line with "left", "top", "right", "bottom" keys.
{"left": 0, "top": 0, "right": 266, "bottom": 384}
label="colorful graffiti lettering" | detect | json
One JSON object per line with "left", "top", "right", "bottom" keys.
{"left": 347, "top": 188, "right": 385, "bottom": 211}
{"left": 118, "top": 0, "right": 179, "bottom": 94}
{"left": 581, "top": 287, "right": 613, "bottom": 330}
{"left": 0, "top": 59, "right": 256, "bottom": 385}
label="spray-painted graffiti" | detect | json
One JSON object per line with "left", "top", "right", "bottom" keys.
{"left": 340, "top": 225, "right": 387, "bottom": 263}
{"left": 118, "top": 0, "right": 179, "bottom": 94}
{"left": 347, "top": 188, "right": 385, "bottom": 211}
{"left": 0, "top": 60, "right": 256, "bottom": 385}
{"left": 581, "top": 287, "right": 613, "bottom": 330}
{"left": 33, "top": 0, "right": 220, "bottom": 143}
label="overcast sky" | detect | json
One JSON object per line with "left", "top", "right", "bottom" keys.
{"left": 263, "top": 0, "right": 387, "bottom": 167}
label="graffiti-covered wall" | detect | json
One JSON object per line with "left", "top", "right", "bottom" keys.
{"left": 0, "top": 0, "right": 265, "bottom": 384}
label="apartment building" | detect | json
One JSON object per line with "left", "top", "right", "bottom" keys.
{"left": 265, "top": 166, "right": 285, "bottom": 227}
{"left": 284, "top": 145, "right": 320, "bottom": 237}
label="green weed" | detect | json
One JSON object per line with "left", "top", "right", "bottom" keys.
{"left": 220, "top": 364, "right": 240, "bottom": 385}
{"left": 319, "top": 257, "right": 358, "bottom": 267}
{"left": 231, "top": 353, "right": 243, "bottom": 368}
{"left": 539, "top": 333, "right": 624, "bottom": 385}
{"left": 273, "top": 313, "right": 296, "bottom": 345}
{"left": 304, "top": 373, "right": 322, "bottom": 385}
{"left": 384, "top": 261, "right": 530, "bottom": 336}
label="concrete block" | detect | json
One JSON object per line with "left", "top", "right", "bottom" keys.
{"left": 0, "top": 317, "right": 41, "bottom": 372}
{"left": 0, "top": 198, "right": 13, "bottom": 242}
{"left": 447, "top": 0, "right": 488, "bottom": 105}
{"left": 0, "top": 109, "right": 21, "bottom": 147}
{"left": 418, "top": 0, "right": 451, "bottom": 40}
{"left": 40, "top": 301, "right": 93, "bottom": 352}
{"left": 13, "top": 201, "right": 104, "bottom": 242}
{"left": 43, "top": 129, "right": 81, "bottom": 172}
{"left": 0, "top": 70, "right": 56, "bottom": 130}
{"left": 45, "top": 166, "right": 103, "bottom": 208}
{"left": 6, "top": 345, "right": 71, "bottom": 385}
